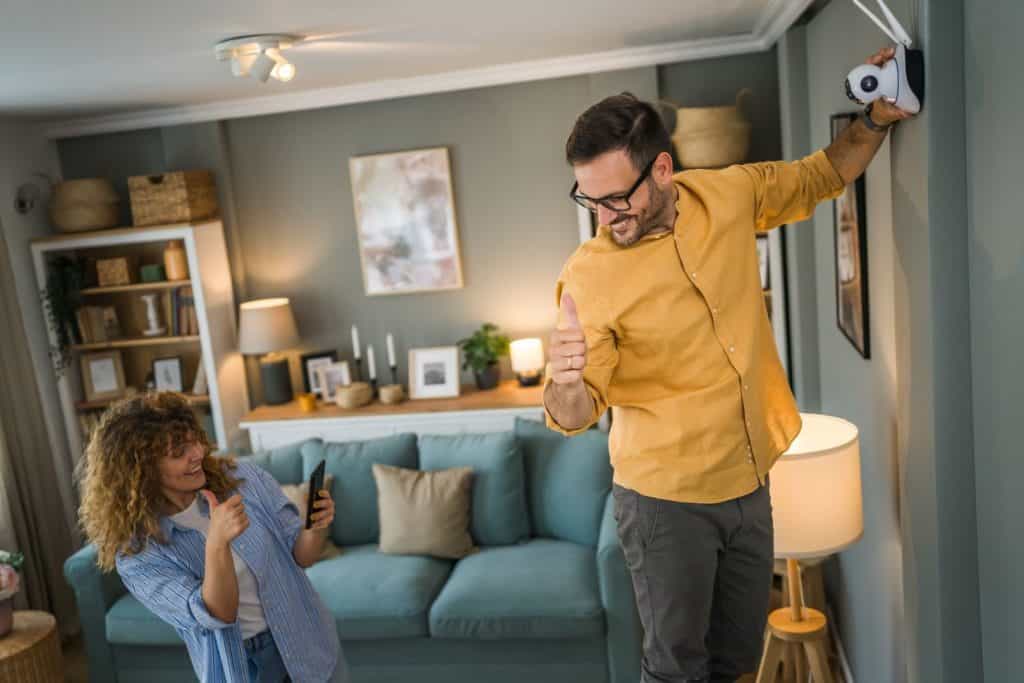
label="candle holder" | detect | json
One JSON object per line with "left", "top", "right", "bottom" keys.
{"left": 379, "top": 384, "right": 406, "bottom": 405}
{"left": 390, "top": 365, "right": 398, "bottom": 385}
{"left": 370, "top": 377, "right": 378, "bottom": 398}
{"left": 353, "top": 357, "right": 363, "bottom": 382}
{"left": 335, "top": 381, "right": 372, "bottom": 409}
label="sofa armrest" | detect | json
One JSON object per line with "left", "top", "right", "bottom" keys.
{"left": 596, "top": 492, "right": 642, "bottom": 683}
{"left": 64, "top": 544, "right": 125, "bottom": 682}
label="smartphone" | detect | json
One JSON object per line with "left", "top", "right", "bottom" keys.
{"left": 305, "top": 460, "right": 326, "bottom": 530}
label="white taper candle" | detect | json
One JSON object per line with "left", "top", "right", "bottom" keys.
{"left": 386, "top": 333, "right": 396, "bottom": 368}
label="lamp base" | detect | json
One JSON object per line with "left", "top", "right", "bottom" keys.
{"left": 260, "top": 357, "right": 293, "bottom": 405}
{"left": 515, "top": 371, "right": 542, "bottom": 387}
{"left": 756, "top": 607, "right": 834, "bottom": 683}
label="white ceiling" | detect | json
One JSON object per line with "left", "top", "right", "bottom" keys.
{"left": 0, "top": 0, "right": 812, "bottom": 137}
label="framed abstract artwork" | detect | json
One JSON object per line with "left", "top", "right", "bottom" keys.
{"left": 349, "top": 147, "right": 464, "bottom": 296}
{"left": 831, "top": 113, "right": 871, "bottom": 359}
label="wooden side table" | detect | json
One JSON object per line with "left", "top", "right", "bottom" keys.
{"left": 0, "top": 611, "right": 63, "bottom": 682}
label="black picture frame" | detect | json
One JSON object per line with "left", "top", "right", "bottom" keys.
{"left": 300, "top": 350, "right": 339, "bottom": 396}
{"left": 830, "top": 113, "right": 871, "bottom": 359}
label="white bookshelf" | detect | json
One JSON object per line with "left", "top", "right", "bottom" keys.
{"left": 31, "top": 220, "right": 248, "bottom": 455}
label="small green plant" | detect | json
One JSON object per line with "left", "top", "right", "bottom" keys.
{"left": 41, "top": 256, "right": 85, "bottom": 377}
{"left": 457, "top": 323, "right": 510, "bottom": 373}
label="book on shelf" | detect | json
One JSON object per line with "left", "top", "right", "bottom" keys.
{"left": 173, "top": 286, "right": 197, "bottom": 337}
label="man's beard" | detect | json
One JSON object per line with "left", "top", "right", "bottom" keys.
{"left": 609, "top": 184, "right": 673, "bottom": 247}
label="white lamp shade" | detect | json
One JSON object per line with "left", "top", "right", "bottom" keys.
{"left": 770, "top": 413, "right": 863, "bottom": 559}
{"left": 238, "top": 298, "right": 299, "bottom": 355}
{"left": 510, "top": 338, "right": 545, "bottom": 373}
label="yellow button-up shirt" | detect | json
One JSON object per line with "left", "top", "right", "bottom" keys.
{"left": 544, "top": 150, "right": 846, "bottom": 503}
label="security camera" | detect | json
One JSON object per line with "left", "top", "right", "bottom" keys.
{"left": 843, "top": 1, "right": 924, "bottom": 114}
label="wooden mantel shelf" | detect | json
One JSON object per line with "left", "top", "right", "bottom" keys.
{"left": 241, "top": 380, "right": 545, "bottom": 424}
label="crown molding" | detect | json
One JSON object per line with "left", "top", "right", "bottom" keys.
{"left": 44, "top": 0, "right": 813, "bottom": 139}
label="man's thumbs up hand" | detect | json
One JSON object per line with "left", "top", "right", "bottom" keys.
{"left": 549, "top": 293, "right": 587, "bottom": 385}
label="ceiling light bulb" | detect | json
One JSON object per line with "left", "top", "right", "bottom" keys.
{"left": 271, "top": 61, "right": 296, "bottom": 82}
{"left": 250, "top": 49, "right": 276, "bottom": 83}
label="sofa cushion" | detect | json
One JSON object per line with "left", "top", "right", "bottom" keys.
{"left": 106, "top": 594, "right": 182, "bottom": 646}
{"left": 306, "top": 544, "right": 453, "bottom": 639}
{"left": 418, "top": 432, "right": 529, "bottom": 546}
{"left": 236, "top": 438, "right": 314, "bottom": 485}
{"left": 374, "top": 464, "right": 476, "bottom": 559}
{"left": 302, "top": 434, "right": 418, "bottom": 546}
{"left": 428, "top": 539, "right": 605, "bottom": 640}
{"left": 515, "top": 417, "right": 612, "bottom": 546}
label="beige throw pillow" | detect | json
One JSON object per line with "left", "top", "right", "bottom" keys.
{"left": 280, "top": 475, "right": 342, "bottom": 562}
{"left": 372, "top": 464, "right": 476, "bottom": 559}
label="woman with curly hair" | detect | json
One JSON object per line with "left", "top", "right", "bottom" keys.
{"left": 78, "top": 392, "right": 349, "bottom": 682}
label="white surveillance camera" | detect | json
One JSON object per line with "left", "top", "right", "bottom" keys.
{"left": 844, "top": 43, "right": 924, "bottom": 114}
{"left": 844, "top": 1, "right": 924, "bottom": 114}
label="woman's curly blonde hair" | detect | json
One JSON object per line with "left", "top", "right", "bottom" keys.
{"left": 78, "top": 392, "right": 241, "bottom": 571}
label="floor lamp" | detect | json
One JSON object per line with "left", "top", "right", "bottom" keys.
{"left": 756, "top": 413, "right": 863, "bottom": 683}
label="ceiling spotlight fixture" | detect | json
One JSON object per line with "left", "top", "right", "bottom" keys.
{"left": 215, "top": 34, "right": 300, "bottom": 84}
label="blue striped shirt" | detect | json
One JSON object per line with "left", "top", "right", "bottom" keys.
{"left": 116, "top": 462, "right": 343, "bottom": 682}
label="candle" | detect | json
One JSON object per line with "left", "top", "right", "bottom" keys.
{"left": 351, "top": 325, "right": 361, "bottom": 360}
{"left": 386, "top": 333, "right": 396, "bottom": 368}
{"left": 340, "top": 362, "right": 352, "bottom": 386}
{"left": 367, "top": 345, "right": 377, "bottom": 380}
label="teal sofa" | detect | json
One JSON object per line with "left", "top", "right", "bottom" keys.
{"left": 64, "top": 418, "right": 642, "bottom": 682}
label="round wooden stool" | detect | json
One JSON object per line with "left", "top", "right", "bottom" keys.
{"left": 0, "top": 611, "right": 63, "bottom": 683}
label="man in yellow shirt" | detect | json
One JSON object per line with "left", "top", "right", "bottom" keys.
{"left": 544, "top": 48, "right": 914, "bottom": 683}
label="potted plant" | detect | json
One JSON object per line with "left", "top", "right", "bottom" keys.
{"left": 458, "top": 323, "right": 510, "bottom": 390}
{"left": 0, "top": 550, "right": 24, "bottom": 638}
{"left": 41, "top": 255, "right": 85, "bottom": 378}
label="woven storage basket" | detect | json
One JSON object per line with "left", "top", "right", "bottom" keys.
{"left": 49, "top": 178, "right": 120, "bottom": 233}
{"left": 672, "top": 89, "right": 753, "bottom": 169}
{"left": 335, "top": 382, "right": 373, "bottom": 409}
{"left": 128, "top": 170, "right": 218, "bottom": 227}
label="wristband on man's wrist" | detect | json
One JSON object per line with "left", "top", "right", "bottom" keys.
{"left": 861, "top": 102, "right": 892, "bottom": 133}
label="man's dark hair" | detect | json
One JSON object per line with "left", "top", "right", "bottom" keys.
{"left": 565, "top": 92, "right": 672, "bottom": 170}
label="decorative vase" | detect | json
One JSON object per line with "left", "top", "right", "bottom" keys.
{"left": 474, "top": 363, "right": 500, "bottom": 390}
{"left": 163, "top": 240, "right": 189, "bottom": 281}
{"left": 0, "top": 595, "right": 13, "bottom": 638}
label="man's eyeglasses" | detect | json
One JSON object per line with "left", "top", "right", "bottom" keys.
{"left": 569, "top": 158, "right": 656, "bottom": 214}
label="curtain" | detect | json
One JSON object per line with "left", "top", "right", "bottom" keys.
{"left": 0, "top": 225, "right": 78, "bottom": 633}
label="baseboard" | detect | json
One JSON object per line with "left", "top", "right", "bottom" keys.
{"left": 826, "top": 604, "right": 855, "bottom": 683}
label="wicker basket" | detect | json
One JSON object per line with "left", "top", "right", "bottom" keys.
{"left": 128, "top": 171, "right": 218, "bottom": 227}
{"left": 672, "top": 89, "right": 753, "bottom": 169}
{"left": 335, "top": 382, "right": 373, "bottom": 409}
{"left": 49, "top": 178, "right": 120, "bottom": 233}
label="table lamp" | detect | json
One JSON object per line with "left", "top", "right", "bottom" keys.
{"left": 238, "top": 298, "right": 300, "bottom": 405}
{"left": 756, "top": 413, "right": 862, "bottom": 683}
{"left": 510, "top": 338, "right": 545, "bottom": 386}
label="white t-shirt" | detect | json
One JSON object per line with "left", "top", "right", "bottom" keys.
{"left": 171, "top": 497, "right": 268, "bottom": 639}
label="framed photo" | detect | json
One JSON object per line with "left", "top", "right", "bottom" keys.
{"left": 316, "top": 361, "right": 352, "bottom": 402}
{"left": 409, "top": 346, "right": 461, "bottom": 399}
{"left": 81, "top": 351, "right": 126, "bottom": 402}
{"left": 301, "top": 350, "right": 339, "bottom": 396}
{"left": 153, "top": 356, "right": 185, "bottom": 392}
{"left": 349, "top": 147, "right": 464, "bottom": 296}
{"left": 831, "top": 113, "right": 871, "bottom": 359}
